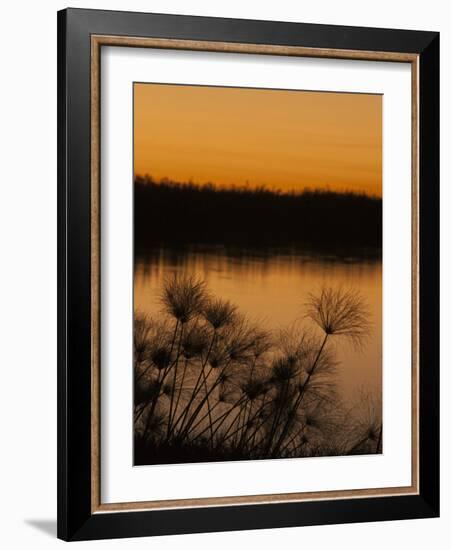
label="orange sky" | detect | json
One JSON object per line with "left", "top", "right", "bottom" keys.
{"left": 134, "top": 83, "right": 382, "bottom": 196}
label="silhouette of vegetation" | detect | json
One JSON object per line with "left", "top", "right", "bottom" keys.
{"left": 134, "top": 276, "right": 381, "bottom": 465}
{"left": 134, "top": 176, "right": 382, "bottom": 258}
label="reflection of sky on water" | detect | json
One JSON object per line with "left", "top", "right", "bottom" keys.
{"left": 135, "top": 247, "right": 382, "bottom": 404}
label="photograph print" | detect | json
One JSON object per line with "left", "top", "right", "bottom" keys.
{"left": 133, "top": 83, "right": 382, "bottom": 466}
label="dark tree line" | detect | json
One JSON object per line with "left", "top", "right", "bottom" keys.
{"left": 134, "top": 176, "right": 382, "bottom": 257}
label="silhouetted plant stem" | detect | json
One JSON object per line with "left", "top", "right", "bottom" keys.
{"left": 136, "top": 365, "right": 151, "bottom": 383}
{"left": 135, "top": 368, "right": 165, "bottom": 426}
{"left": 240, "top": 395, "right": 271, "bottom": 446}
{"left": 143, "top": 369, "right": 169, "bottom": 431}
{"left": 202, "top": 330, "right": 217, "bottom": 447}
{"left": 182, "top": 372, "right": 221, "bottom": 438}
{"left": 204, "top": 396, "right": 249, "bottom": 441}
{"left": 220, "top": 394, "right": 271, "bottom": 446}
{"left": 170, "top": 320, "right": 179, "bottom": 353}
{"left": 134, "top": 402, "right": 147, "bottom": 421}
{"left": 232, "top": 407, "right": 244, "bottom": 447}
{"left": 134, "top": 400, "right": 149, "bottom": 425}
{"left": 376, "top": 425, "right": 383, "bottom": 453}
{"left": 264, "top": 380, "right": 290, "bottom": 455}
{"left": 270, "top": 333, "right": 329, "bottom": 457}
{"left": 279, "top": 423, "right": 306, "bottom": 455}
{"left": 217, "top": 407, "right": 244, "bottom": 444}
{"left": 175, "top": 351, "right": 236, "bottom": 440}
{"left": 348, "top": 435, "right": 370, "bottom": 454}
{"left": 167, "top": 357, "right": 190, "bottom": 439}
{"left": 291, "top": 436, "right": 309, "bottom": 456}
{"left": 187, "top": 399, "right": 224, "bottom": 437}
{"left": 172, "top": 331, "right": 216, "bottom": 436}
{"left": 236, "top": 401, "right": 254, "bottom": 450}
{"left": 142, "top": 319, "right": 182, "bottom": 432}
{"left": 179, "top": 368, "right": 224, "bottom": 440}
{"left": 167, "top": 324, "right": 184, "bottom": 437}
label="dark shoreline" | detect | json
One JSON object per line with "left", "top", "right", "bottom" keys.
{"left": 134, "top": 176, "right": 382, "bottom": 257}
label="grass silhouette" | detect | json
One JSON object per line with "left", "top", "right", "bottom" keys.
{"left": 134, "top": 276, "right": 381, "bottom": 465}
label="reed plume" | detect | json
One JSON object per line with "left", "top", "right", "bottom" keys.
{"left": 134, "top": 278, "right": 377, "bottom": 465}
{"left": 306, "top": 286, "right": 371, "bottom": 348}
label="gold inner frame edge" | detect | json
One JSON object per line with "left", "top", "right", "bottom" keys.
{"left": 90, "top": 35, "right": 420, "bottom": 514}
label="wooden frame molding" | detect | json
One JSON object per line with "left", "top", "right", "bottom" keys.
{"left": 90, "top": 34, "right": 420, "bottom": 515}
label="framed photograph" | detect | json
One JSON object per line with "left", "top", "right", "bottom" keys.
{"left": 57, "top": 8, "right": 439, "bottom": 541}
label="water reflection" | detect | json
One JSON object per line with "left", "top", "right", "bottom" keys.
{"left": 134, "top": 247, "right": 381, "bottom": 403}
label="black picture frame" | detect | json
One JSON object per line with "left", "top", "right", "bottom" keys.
{"left": 57, "top": 7, "right": 439, "bottom": 541}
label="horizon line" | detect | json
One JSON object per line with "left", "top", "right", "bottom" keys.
{"left": 134, "top": 174, "right": 382, "bottom": 199}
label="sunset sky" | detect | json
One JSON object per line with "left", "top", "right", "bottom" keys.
{"left": 134, "top": 83, "right": 382, "bottom": 197}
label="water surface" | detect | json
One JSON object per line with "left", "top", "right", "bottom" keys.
{"left": 134, "top": 247, "right": 381, "bottom": 404}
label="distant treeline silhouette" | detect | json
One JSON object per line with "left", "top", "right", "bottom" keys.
{"left": 134, "top": 175, "right": 382, "bottom": 256}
